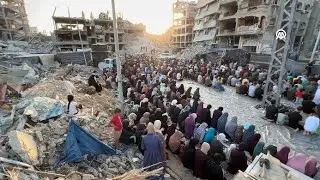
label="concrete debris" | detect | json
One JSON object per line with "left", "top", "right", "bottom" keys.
{"left": 178, "top": 44, "right": 210, "bottom": 61}
{"left": 123, "top": 35, "right": 154, "bottom": 55}
{"left": 0, "top": 40, "right": 54, "bottom": 54}
{"left": 0, "top": 62, "right": 143, "bottom": 179}
{"left": 8, "top": 130, "right": 39, "bottom": 165}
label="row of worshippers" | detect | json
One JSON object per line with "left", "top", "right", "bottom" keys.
{"left": 265, "top": 99, "right": 320, "bottom": 135}
{"left": 120, "top": 56, "right": 318, "bottom": 178}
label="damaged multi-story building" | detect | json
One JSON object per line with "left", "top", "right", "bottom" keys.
{"left": 0, "top": 0, "right": 29, "bottom": 41}
{"left": 193, "top": 0, "right": 316, "bottom": 54}
{"left": 193, "top": 0, "right": 219, "bottom": 47}
{"left": 52, "top": 10, "right": 146, "bottom": 52}
{"left": 172, "top": 0, "right": 197, "bottom": 51}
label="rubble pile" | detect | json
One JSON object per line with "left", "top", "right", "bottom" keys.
{"left": 123, "top": 35, "right": 154, "bottom": 55}
{"left": 178, "top": 44, "right": 210, "bottom": 61}
{"left": 56, "top": 149, "right": 144, "bottom": 178}
{"left": 0, "top": 39, "right": 54, "bottom": 54}
{"left": 0, "top": 63, "right": 145, "bottom": 179}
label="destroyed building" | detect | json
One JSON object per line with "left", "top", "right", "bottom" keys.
{"left": 171, "top": 0, "right": 197, "bottom": 51}
{"left": 192, "top": 0, "right": 316, "bottom": 54}
{"left": 0, "top": 0, "right": 29, "bottom": 41}
{"left": 53, "top": 11, "right": 146, "bottom": 52}
{"left": 193, "top": 0, "right": 219, "bottom": 47}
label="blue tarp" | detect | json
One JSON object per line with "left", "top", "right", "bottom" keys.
{"left": 55, "top": 120, "right": 117, "bottom": 167}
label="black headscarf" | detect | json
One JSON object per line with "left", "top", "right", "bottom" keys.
{"left": 193, "top": 88, "right": 200, "bottom": 100}
{"left": 182, "top": 138, "right": 199, "bottom": 171}
{"left": 263, "top": 145, "right": 277, "bottom": 157}
{"left": 206, "top": 153, "right": 224, "bottom": 180}
{"left": 178, "top": 84, "right": 185, "bottom": 95}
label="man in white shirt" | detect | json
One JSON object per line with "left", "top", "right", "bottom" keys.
{"left": 248, "top": 83, "right": 256, "bottom": 98}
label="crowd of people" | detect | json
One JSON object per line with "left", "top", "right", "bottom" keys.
{"left": 99, "top": 54, "right": 320, "bottom": 179}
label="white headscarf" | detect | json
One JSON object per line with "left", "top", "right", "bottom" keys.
{"left": 217, "top": 133, "right": 228, "bottom": 143}
{"left": 171, "top": 99, "right": 178, "bottom": 106}
{"left": 154, "top": 120, "right": 162, "bottom": 134}
{"left": 225, "top": 144, "right": 237, "bottom": 160}
{"left": 200, "top": 142, "right": 211, "bottom": 155}
{"left": 147, "top": 122, "right": 155, "bottom": 134}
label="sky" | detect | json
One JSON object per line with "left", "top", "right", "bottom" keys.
{"left": 25, "top": 0, "right": 174, "bottom": 34}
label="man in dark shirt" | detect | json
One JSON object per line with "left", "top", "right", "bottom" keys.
{"left": 265, "top": 101, "right": 278, "bottom": 122}
{"left": 302, "top": 100, "right": 316, "bottom": 114}
{"left": 288, "top": 107, "right": 303, "bottom": 131}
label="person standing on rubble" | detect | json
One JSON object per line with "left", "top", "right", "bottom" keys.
{"left": 66, "top": 95, "right": 82, "bottom": 121}
{"left": 108, "top": 108, "right": 123, "bottom": 150}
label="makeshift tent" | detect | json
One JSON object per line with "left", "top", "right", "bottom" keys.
{"left": 54, "top": 120, "right": 117, "bottom": 167}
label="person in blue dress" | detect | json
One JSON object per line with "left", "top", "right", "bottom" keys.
{"left": 141, "top": 122, "right": 165, "bottom": 178}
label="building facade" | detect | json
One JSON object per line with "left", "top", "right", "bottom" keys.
{"left": 53, "top": 11, "right": 145, "bottom": 52}
{"left": 172, "top": 0, "right": 197, "bottom": 51}
{"left": 193, "top": 0, "right": 219, "bottom": 47}
{"left": 193, "top": 0, "right": 315, "bottom": 54}
{"left": 0, "top": 0, "right": 29, "bottom": 41}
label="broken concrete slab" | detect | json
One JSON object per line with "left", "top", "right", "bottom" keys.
{"left": 8, "top": 130, "right": 39, "bottom": 165}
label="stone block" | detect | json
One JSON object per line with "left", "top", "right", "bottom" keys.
{"left": 8, "top": 131, "right": 39, "bottom": 165}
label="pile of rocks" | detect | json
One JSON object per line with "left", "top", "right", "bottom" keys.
{"left": 56, "top": 150, "right": 144, "bottom": 179}
{"left": 0, "top": 64, "right": 136, "bottom": 179}
{"left": 178, "top": 44, "right": 209, "bottom": 61}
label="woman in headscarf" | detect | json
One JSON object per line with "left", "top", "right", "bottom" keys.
{"left": 225, "top": 116, "right": 238, "bottom": 140}
{"left": 177, "top": 84, "right": 185, "bottom": 95}
{"left": 227, "top": 143, "right": 248, "bottom": 174}
{"left": 150, "top": 108, "right": 162, "bottom": 123}
{"left": 194, "top": 142, "right": 210, "bottom": 179}
{"left": 275, "top": 146, "right": 290, "bottom": 164}
{"left": 203, "top": 128, "right": 216, "bottom": 143}
{"left": 191, "top": 100, "right": 199, "bottom": 114}
{"left": 226, "top": 144, "right": 237, "bottom": 161}
{"left": 168, "top": 130, "right": 184, "bottom": 154}
{"left": 141, "top": 123, "right": 165, "bottom": 179}
{"left": 196, "top": 102, "right": 205, "bottom": 123}
{"left": 120, "top": 120, "right": 136, "bottom": 145}
{"left": 182, "top": 138, "right": 199, "bottom": 170}
{"left": 168, "top": 100, "right": 178, "bottom": 117}
{"left": 193, "top": 88, "right": 201, "bottom": 101}
{"left": 203, "top": 104, "right": 212, "bottom": 126}
{"left": 234, "top": 125, "right": 244, "bottom": 144}
{"left": 305, "top": 156, "right": 318, "bottom": 178}
{"left": 252, "top": 141, "right": 265, "bottom": 160}
{"left": 128, "top": 113, "right": 137, "bottom": 127}
{"left": 217, "top": 112, "right": 229, "bottom": 134}
{"left": 184, "top": 113, "right": 197, "bottom": 139}
{"left": 166, "top": 122, "right": 177, "bottom": 146}
{"left": 171, "top": 104, "right": 182, "bottom": 123}
{"left": 242, "top": 125, "right": 255, "bottom": 147}
{"left": 286, "top": 153, "right": 308, "bottom": 173}
{"left": 210, "top": 139, "right": 225, "bottom": 159}
{"left": 182, "top": 87, "right": 192, "bottom": 99}
{"left": 212, "top": 107, "right": 223, "bottom": 128}
{"left": 194, "top": 122, "right": 208, "bottom": 143}
{"left": 139, "top": 112, "right": 150, "bottom": 124}
{"left": 206, "top": 153, "right": 225, "bottom": 180}
{"left": 247, "top": 133, "right": 261, "bottom": 155}
{"left": 263, "top": 145, "right": 277, "bottom": 157}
